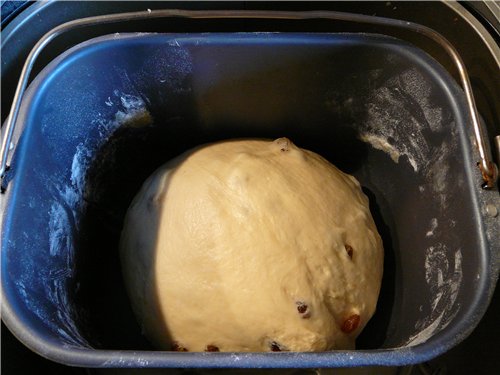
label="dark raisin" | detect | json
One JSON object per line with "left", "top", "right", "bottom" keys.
{"left": 345, "top": 244, "right": 354, "bottom": 259}
{"left": 270, "top": 341, "right": 282, "bottom": 352}
{"left": 205, "top": 345, "right": 220, "bottom": 352}
{"left": 296, "top": 301, "right": 310, "bottom": 318}
{"left": 341, "top": 314, "right": 360, "bottom": 334}
{"left": 171, "top": 342, "right": 188, "bottom": 352}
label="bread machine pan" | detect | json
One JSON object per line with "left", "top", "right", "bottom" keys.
{"left": 1, "top": 32, "right": 499, "bottom": 368}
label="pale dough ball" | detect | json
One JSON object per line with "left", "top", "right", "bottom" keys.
{"left": 120, "top": 138, "right": 383, "bottom": 352}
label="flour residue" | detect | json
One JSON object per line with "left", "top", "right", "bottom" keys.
{"left": 357, "top": 66, "right": 458, "bottom": 211}
{"left": 358, "top": 67, "right": 445, "bottom": 174}
{"left": 45, "top": 90, "right": 152, "bottom": 345}
{"left": 101, "top": 92, "right": 153, "bottom": 132}
{"left": 168, "top": 39, "right": 181, "bottom": 47}
{"left": 426, "top": 218, "right": 438, "bottom": 237}
{"left": 71, "top": 143, "right": 93, "bottom": 194}
{"left": 406, "top": 246, "right": 463, "bottom": 346}
{"left": 358, "top": 133, "right": 401, "bottom": 164}
{"left": 48, "top": 202, "right": 72, "bottom": 257}
{"left": 140, "top": 42, "right": 193, "bottom": 91}
{"left": 398, "top": 69, "right": 444, "bottom": 132}
{"left": 67, "top": 91, "right": 152, "bottom": 196}
{"left": 20, "top": 34, "right": 196, "bottom": 347}
{"left": 424, "top": 141, "right": 454, "bottom": 209}
{"left": 50, "top": 90, "right": 152, "bottom": 241}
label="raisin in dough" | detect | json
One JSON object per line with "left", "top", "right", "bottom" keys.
{"left": 120, "top": 138, "right": 383, "bottom": 352}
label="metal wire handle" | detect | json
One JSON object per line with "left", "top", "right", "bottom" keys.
{"left": 1, "top": 9, "right": 497, "bottom": 188}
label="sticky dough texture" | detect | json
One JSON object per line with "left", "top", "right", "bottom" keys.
{"left": 120, "top": 138, "right": 383, "bottom": 352}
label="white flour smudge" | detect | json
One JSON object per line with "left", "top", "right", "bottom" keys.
{"left": 48, "top": 202, "right": 72, "bottom": 257}
{"left": 406, "top": 246, "right": 462, "bottom": 346}
{"left": 50, "top": 91, "right": 152, "bottom": 249}
{"left": 71, "top": 143, "right": 93, "bottom": 195}
{"left": 120, "top": 93, "right": 143, "bottom": 110}
{"left": 358, "top": 67, "right": 458, "bottom": 212}
{"left": 424, "top": 141, "right": 453, "bottom": 209}
{"left": 113, "top": 94, "right": 152, "bottom": 128}
{"left": 398, "top": 69, "right": 444, "bottom": 133}
{"left": 46, "top": 91, "right": 152, "bottom": 345}
{"left": 358, "top": 67, "right": 444, "bottom": 173}
{"left": 141, "top": 43, "right": 193, "bottom": 91}
{"left": 358, "top": 133, "right": 401, "bottom": 164}
{"left": 426, "top": 218, "right": 438, "bottom": 237}
{"left": 168, "top": 39, "right": 181, "bottom": 47}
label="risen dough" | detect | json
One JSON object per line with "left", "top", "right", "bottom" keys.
{"left": 120, "top": 138, "right": 383, "bottom": 352}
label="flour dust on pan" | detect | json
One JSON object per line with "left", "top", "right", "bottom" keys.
{"left": 357, "top": 66, "right": 464, "bottom": 347}
{"left": 45, "top": 91, "right": 153, "bottom": 346}
{"left": 49, "top": 42, "right": 195, "bottom": 348}
{"left": 406, "top": 246, "right": 463, "bottom": 346}
{"left": 358, "top": 66, "right": 459, "bottom": 211}
{"left": 425, "top": 218, "right": 438, "bottom": 238}
{"left": 358, "top": 67, "right": 446, "bottom": 174}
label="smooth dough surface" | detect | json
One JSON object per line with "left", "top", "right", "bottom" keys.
{"left": 120, "top": 138, "right": 383, "bottom": 352}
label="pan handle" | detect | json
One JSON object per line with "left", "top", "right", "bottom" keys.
{"left": 0, "top": 9, "right": 497, "bottom": 189}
